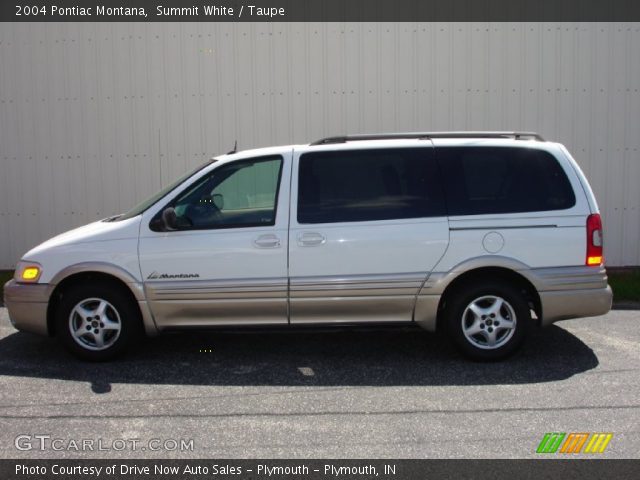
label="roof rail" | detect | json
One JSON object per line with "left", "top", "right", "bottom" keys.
{"left": 310, "top": 131, "right": 545, "bottom": 145}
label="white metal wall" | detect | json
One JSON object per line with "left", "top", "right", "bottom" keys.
{"left": 0, "top": 22, "right": 639, "bottom": 268}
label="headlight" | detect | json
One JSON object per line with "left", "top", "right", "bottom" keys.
{"left": 14, "top": 261, "right": 43, "bottom": 283}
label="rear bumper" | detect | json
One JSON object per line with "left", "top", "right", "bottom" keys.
{"left": 539, "top": 285, "right": 612, "bottom": 325}
{"left": 3, "top": 279, "right": 52, "bottom": 336}
{"left": 532, "top": 265, "right": 612, "bottom": 325}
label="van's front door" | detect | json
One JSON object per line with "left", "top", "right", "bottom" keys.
{"left": 138, "top": 152, "right": 291, "bottom": 328}
{"left": 289, "top": 146, "right": 450, "bottom": 324}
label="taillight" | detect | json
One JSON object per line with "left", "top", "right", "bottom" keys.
{"left": 586, "top": 213, "right": 603, "bottom": 266}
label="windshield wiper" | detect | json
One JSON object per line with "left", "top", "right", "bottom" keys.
{"left": 102, "top": 214, "right": 124, "bottom": 222}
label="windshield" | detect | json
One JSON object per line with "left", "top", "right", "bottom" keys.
{"left": 115, "top": 160, "right": 214, "bottom": 221}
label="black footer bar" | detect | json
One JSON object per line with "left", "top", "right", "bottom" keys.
{"left": 2, "top": 459, "right": 639, "bottom": 480}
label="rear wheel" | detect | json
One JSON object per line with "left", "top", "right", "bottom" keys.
{"left": 445, "top": 280, "right": 530, "bottom": 360}
{"left": 55, "top": 283, "right": 140, "bottom": 361}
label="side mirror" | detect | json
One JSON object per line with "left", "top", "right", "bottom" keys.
{"left": 161, "top": 207, "right": 178, "bottom": 231}
{"left": 212, "top": 193, "right": 224, "bottom": 210}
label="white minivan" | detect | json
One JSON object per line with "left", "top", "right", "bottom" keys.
{"left": 4, "top": 132, "right": 612, "bottom": 360}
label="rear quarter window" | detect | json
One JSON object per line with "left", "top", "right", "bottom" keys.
{"left": 437, "top": 147, "right": 576, "bottom": 216}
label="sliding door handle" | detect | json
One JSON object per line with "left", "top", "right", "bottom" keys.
{"left": 298, "top": 232, "right": 326, "bottom": 246}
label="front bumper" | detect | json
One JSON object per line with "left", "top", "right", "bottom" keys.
{"left": 3, "top": 279, "right": 52, "bottom": 336}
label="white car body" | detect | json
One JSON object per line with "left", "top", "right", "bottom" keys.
{"left": 4, "top": 133, "right": 612, "bottom": 359}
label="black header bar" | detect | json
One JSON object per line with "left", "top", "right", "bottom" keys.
{"left": 2, "top": 0, "right": 640, "bottom": 22}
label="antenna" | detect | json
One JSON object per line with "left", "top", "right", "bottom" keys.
{"left": 227, "top": 140, "right": 237, "bottom": 154}
{"left": 158, "top": 128, "right": 163, "bottom": 188}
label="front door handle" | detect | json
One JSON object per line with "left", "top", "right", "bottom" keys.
{"left": 254, "top": 234, "right": 281, "bottom": 248}
{"left": 298, "top": 232, "right": 326, "bottom": 246}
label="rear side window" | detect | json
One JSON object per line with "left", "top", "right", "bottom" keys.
{"left": 437, "top": 147, "right": 576, "bottom": 216}
{"left": 297, "top": 148, "right": 446, "bottom": 224}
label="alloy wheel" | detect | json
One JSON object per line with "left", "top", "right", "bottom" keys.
{"left": 461, "top": 295, "right": 517, "bottom": 350}
{"left": 68, "top": 297, "right": 122, "bottom": 351}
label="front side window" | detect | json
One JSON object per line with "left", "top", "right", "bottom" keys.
{"left": 155, "top": 156, "right": 282, "bottom": 230}
{"left": 438, "top": 147, "right": 576, "bottom": 216}
{"left": 117, "top": 160, "right": 213, "bottom": 221}
{"left": 297, "top": 148, "right": 446, "bottom": 224}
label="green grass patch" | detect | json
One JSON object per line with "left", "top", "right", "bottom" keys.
{"left": 608, "top": 269, "right": 640, "bottom": 303}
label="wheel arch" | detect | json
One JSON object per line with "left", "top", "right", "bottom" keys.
{"left": 435, "top": 266, "right": 542, "bottom": 330}
{"left": 46, "top": 263, "right": 154, "bottom": 336}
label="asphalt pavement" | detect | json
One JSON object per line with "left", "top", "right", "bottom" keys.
{"left": 0, "top": 308, "right": 638, "bottom": 459}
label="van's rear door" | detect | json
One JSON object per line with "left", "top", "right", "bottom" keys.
{"left": 288, "top": 145, "right": 449, "bottom": 324}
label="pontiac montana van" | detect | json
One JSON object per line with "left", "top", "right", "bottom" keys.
{"left": 4, "top": 132, "right": 612, "bottom": 360}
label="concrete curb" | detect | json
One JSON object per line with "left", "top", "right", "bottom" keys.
{"left": 612, "top": 302, "right": 640, "bottom": 311}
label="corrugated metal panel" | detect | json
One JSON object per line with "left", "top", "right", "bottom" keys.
{"left": 0, "top": 22, "right": 639, "bottom": 267}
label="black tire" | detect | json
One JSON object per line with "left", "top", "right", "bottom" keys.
{"left": 55, "top": 283, "right": 141, "bottom": 361}
{"left": 444, "top": 280, "right": 531, "bottom": 360}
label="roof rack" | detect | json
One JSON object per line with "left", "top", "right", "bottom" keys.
{"left": 310, "top": 131, "right": 545, "bottom": 145}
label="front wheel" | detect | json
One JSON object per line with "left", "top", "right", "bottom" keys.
{"left": 55, "top": 283, "right": 140, "bottom": 361}
{"left": 444, "top": 281, "right": 531, "bottom": 360}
